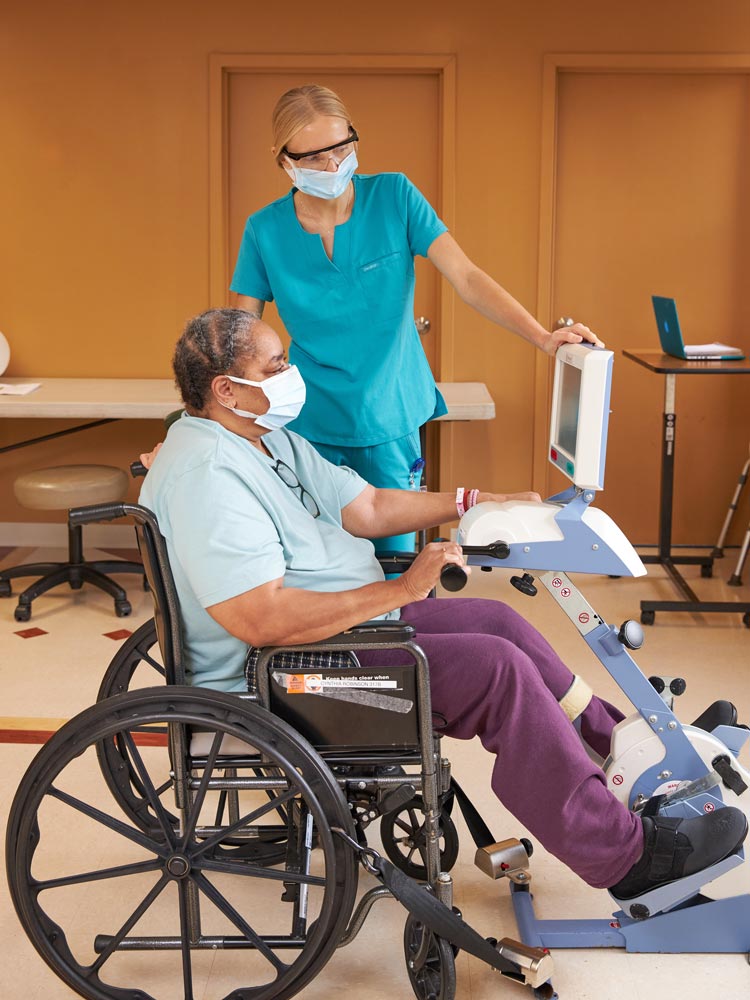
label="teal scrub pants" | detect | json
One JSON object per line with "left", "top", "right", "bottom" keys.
{"left": 311, "top": 430, "right": 423, "bottom": 554}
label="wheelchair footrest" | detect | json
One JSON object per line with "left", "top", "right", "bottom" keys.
{"left": 475, "top": 838, "right": 532, "bottom": 883}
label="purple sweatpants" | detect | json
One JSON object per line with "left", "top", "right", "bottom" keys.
{"left": 359, "top": 597, "right": 643, "bottom": 889}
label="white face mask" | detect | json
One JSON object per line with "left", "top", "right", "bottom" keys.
{"left": 223, "top": 365, "right": 306, "bottom": 430}
{"left": 284, "top": 150, "right": 358, "bottom": 201}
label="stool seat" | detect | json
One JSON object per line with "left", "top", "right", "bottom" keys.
{"left": 1, "top": 464, "right": 143, "bottom": 622}
{"left": 14, "top": 465, "right": 129, "bottom": 511}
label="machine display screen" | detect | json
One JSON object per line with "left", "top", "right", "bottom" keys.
{"left": 556, "top": 364, "right": 581, "bottom": 459}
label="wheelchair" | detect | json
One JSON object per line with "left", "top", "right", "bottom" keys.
{"left": 5, "top": 500, "right": 554, "bottom": 1000}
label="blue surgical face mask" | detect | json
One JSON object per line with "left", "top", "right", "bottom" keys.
{"left": 223, "top": 365, "right": 306, "bottom": 430}
{"left": 285, "top": 150, "right": 358, "bottom": 201}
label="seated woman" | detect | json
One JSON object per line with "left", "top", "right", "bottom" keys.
{"left": 140, "top": 307, "right": 746, "bottom": 901}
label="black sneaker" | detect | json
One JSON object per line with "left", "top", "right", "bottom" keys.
{"left": 609, "top": 806, "right": 748, "bottom": 900}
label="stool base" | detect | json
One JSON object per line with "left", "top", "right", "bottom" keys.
{"left": 0, "top": 525, "right": 145, "bottom": 621}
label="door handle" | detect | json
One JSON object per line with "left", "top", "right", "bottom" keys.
{"left": 415, "top": 316, "right": 431, "bottom": 335}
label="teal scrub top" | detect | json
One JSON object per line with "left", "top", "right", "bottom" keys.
{"left": 139, "top": 414, "right": 399, "bottom": 692}
{"left": 230, "top": 172, "right": 448, "bottom": 447}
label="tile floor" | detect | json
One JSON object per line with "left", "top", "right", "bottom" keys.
{"left": 1, "top": 543, "right": 749, "bottom": 999}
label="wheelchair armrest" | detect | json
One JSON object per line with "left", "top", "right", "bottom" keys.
{"left": 338, "top": 620, "right": 416, "bottom": 643}
{"left": 271, "top": 620, "right": 415, "bottom": 648}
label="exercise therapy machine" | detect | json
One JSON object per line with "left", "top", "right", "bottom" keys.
{"left": 5, "top": 344, "right": 749, "bottom": 1000}
{"left": 457, "top": 342, "right": 750, "bottom": 953}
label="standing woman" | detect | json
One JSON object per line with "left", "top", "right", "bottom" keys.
{"left": 231, "top": 84, "right": 600, "bottom": 551}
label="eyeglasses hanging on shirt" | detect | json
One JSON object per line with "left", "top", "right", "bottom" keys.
{"left": 272, "top": 459, "right": 320, "bottom": 519}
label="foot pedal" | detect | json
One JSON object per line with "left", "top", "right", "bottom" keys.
{"left": 475, "top": 838, "right": 532, "bottom": 884}
{"left": 494, "top": 937, "right": 554, "bottom": 991}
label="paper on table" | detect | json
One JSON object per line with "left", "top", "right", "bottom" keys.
{"left": 0, "top": 383, "right": 41, "bottom": 395}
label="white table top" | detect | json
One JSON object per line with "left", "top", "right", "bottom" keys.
{"left": 0, "top": 378, "right": 495, "bottom": 422}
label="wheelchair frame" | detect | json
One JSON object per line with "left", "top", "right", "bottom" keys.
{"left": 5, "top": 501, "right": 551, "bottom": 1000}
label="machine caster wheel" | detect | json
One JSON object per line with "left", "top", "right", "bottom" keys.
{"left": 14, "top": 605, "right": 31, "bottom": 623}
{"left": 381, "top": 795, "right": 459, "bottom": 879}
{"left": 404, "top": 916, "right": 456, "bottom": 1000}
{"left": 115, "top": 600, "right": 132, "bottom": 617}
{"left": 700, "top": 564, "right": 713, "bottom": 579}
{"left": 0, "top": 580, "right": 11, "bottom": 597}
{"left": 640, "top": 610, "right": 655, "bottom": 626}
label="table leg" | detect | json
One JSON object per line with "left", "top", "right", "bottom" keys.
{"left": 639, "top": 374, "right": 750, "bottom": 625}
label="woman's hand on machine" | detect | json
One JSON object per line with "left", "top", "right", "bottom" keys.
{"left": 544, "top": 322, "right": 605, "bottom": 355}
{"left": 399, "top": 541, "right": 470, "bottom": 603}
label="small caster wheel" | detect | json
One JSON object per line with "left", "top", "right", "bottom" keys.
{"left": 14, "top": 605, "right": 31, "bottom": 623}
{"left": 700, "top": 564, "right": 713, "bottom": 579}
{"left": 381, "top": 795, "right": 459, "bottom": 879}
{"left": 0, "top": 580, "right": 11, "bottom": 597}
{"left": 142, "top": 575, "right": 150, "bottom": 591}
{"left": 743, "top": 612, "right": 750, "bottom": 630}
{"left": 640, "top": 610, "right": 655, "bottom": 626}
{"left": 70, "top": 579, "right": 83, "bottom": 590}
{"left": 115, "top": 600, "right": 132, "bottom": 618}
{"left": 404, "top": 916, "right": 456, "bottom": 1000}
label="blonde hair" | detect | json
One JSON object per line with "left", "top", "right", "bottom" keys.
{"left": 271, "top": 84, "right": 353, "bottom": 166}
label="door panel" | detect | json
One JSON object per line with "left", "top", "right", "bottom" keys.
{"left": 552, "top": 71, "right": 750, "bottom": 544}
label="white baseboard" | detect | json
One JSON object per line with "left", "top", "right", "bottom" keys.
{"left": 0, "top": 521, "right": 138, "bottom": 549}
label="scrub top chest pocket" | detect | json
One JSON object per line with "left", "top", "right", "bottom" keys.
{"left": 357, "top": 250, "right": 411, "bottom": 314}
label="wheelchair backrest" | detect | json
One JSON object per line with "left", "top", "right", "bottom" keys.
{"left": 132, "top": 507, "right": 187, "bottom": 686}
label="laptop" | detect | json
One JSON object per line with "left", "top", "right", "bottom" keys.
{"left": 652, "top": 296, "right": 745, "bottom": 360}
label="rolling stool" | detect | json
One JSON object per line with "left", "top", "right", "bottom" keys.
{"left": 0, "top": 465, "right": 145, "bottom": 622}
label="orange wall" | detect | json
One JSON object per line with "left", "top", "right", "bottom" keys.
{"left": 1, "top": 0, "right": 749, "bottom": 534}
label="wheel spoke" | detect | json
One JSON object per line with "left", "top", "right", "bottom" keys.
{"left": 394, "top": 817, "right": 413, "bottom": 835}
{"left": 35, "top": 858, "right": 163, "bottom": 892}
{"left": 121, "top": 730, "right": 177, "bottom": 845}
{"left": 193, "top": 871, "right": 289, "bottom": 974}
{"left": 90, "top": 872, "right": 171, "bottom": 974}
{"left": 178, "top": 881, "right": 195, "bottom": 1000}
{"left": 179, "top": 730, "right": 224, "bottom": 850}
{"left": 198, "top": 856, "right": 326, "bottom": 886}
{"left": 48, "top": 786, "right": 170, "bottom": 857}
{"left": 191, "top": 785, "right": 298, "bottom": 861}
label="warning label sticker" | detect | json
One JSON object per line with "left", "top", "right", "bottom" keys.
{"left": 279, "top": 674, "right": 400, "bottom": 695}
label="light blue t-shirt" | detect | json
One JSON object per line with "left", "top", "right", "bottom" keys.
{"left": 139, "top": 414, "right": 398, "bottom": 692}
{"left": 230, "top": 172, "right": 448, "bottom": 447}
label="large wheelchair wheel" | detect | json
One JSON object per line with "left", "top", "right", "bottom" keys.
{"left": 7, "top": 687, "right": 358, "bottom": 1000}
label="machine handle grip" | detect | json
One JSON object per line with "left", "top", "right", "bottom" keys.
{"left": 440, "top": 563, "right": 468, "bottom": 592}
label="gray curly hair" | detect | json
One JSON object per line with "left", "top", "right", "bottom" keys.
{"left": 173, "top": 309, "right": 261, "bottom": 412}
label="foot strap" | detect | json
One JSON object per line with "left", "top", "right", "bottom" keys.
{"left": 559, "top": 675, "right": 593, "bottom": 723}
{"left": 649, "top": 818, "right": 684, "bottom": 879}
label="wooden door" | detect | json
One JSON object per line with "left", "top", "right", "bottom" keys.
{"left": 550, "top": 70, "right": 750, "bottom": 545}
{"left": 225, "top": 71, "right": 443, "bottom": 373}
